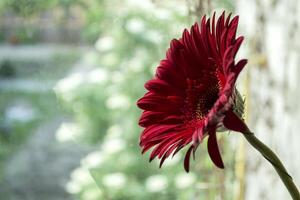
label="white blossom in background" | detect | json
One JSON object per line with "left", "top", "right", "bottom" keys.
{"left": 65, "top": 180, "right": 81, "bottom": 194}
{"left": 81, "top": 151, "right": 103, "bottom": 168}
{"left": 125, "top": 0, "right": 154, "bottom": 10}
{"left": 175, "top": 173, "right": 196, "bottom": 189}
{"left": 125, "top": 18, "right": 146, "bottom": 34}
{"left": 95, "top": 36, "right": 115, "bottom": 52}
{"left": 102, "top": 138, "right": 126, "bottom": 154}
{"left": 55, "top": 122, "right": 81, "bottom": 142}
{"left": 54, "top": 72, "right": 84, "bottom": 94}
{"left": 145, "top": 175, "right": 168, "bottom": 192}
{"left": 70, "top": 168, "right": 94, "bottom": 188}
{"left": 87, "top": 68, "right": 108, "bottom": 84}
{"left": 102, "top": 172, "right": 127, "bottom": 188}
{"left": 54, "top": 66, "right": 108, "bottom": 104}
{"left": 105, "top": 93, "right": 130, "bottom": 109}
{"left": 81, "top": 186, "right": 103, "bottom": 200}
{"left": 155, "top": 9, "right": 171, "bottom": 20}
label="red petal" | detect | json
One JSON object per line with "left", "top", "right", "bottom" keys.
{"left": 145, "top": 79, "right": 184, "bottom": 96}
{"left": 207, "top": 129, "right": 224, "bottom": 168}
{"left": 233, "top": 59, "right": 248, "bottom": 77}
{"left": 156, "top": 63, "right": 185, "bottom": 89}
{"left": 184, "top": 146, "right": 194, "bottom": 172}
{"left": 159, "top": 141, "right": 181, "bottom": 168}
{"left": 137, "top": 93, "right": 182, "bottom": 112}
{"left": 140, "top": 124, "right": 177, "bottom": 143}
{"left": 223, "top": 110, "right": 249, "bottom": 133}
{"left": 192, "top": 127, "right": 204, "bottom": 146}
{"left": 138, "top": 111, "right": 166, "bottom": 127}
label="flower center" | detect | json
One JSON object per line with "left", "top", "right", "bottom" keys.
{"left": 183, "top": 78, "right": 220, "bottom": 123}
{"left": 195, "top": 85, "right": 219, "bottom": 119}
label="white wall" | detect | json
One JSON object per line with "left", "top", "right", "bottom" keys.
{"left": 237, "top": 0, "right": 300, "bottom": 199}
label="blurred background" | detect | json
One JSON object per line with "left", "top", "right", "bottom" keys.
{"left": 0, "top": 0, "right": 299, "bottom": 200}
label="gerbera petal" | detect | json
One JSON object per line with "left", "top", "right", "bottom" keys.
{"left": 231, "top": 36, "right": 244, "bottom": 57}
{"left": 137, "top": 93, "right": 183, "bottom": 112}
{"left": 139, "top": 111, "right": 167, "bottom": 127}
{"left": 184, "top": 145, "right": 194, "bottom": 172}
{"left": 211, "top": 12, "right": 216, "bottom": 37}
{"left": 225, "top": 13, "right": 232, "bottom": 27}
{"left": 201, "top": 15, "right": 210, "bottom": 54}
{"left": 191, "top": 22, "right": 208, "bottom": 59}
{"left": 233, "top": 59, "right": 248, "bottom": 77}
{"left": 206, "top": 19, "right": 220, "bottom": 60}
{"left": 145, "top": 79, "right": 184, "bottom": 96}
{"left": 150, "top": 132, "right": 186, "bottom": 162}
{"left": 216, "top": 12, "right": 225, "bottom": 49}
{"left": 140, "top": 124, "right": 178, "bottom": 143}
{"left": 207, "top": 128, "right": 224, "bottom": 168}
{"left": 226, "top": 16, "right": 239, "bottom": 45}
{"left": 192, "top": 127, "right": 204, "bottom": 146}
{"left": 156, "top": 61, "right": 186, "bottom": 88}
{"left": 223, "top": 109, "right": 249, "bottom": 133}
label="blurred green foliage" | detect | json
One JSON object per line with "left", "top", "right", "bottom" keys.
{"left": 0, "top": 51, "right": 79, "bottom": 181}
{"left": 0, "top": 0, "right": 54, "bottom": 17}
{"left": 214, "top": 0, "right": 235, "bottom": 11}
{"left": 0, "top": 60, "right": 15, "bottom": 78}
{"left": 0, "top": 91, "right": 64, "bottom": 179}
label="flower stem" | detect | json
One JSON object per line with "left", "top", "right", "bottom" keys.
{"left": 243, "top": 131, "right": 300, "bottom": 200}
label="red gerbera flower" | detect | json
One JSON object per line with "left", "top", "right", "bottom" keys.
{"left": 137, "top": 12, "right": 248, "bottom": 172}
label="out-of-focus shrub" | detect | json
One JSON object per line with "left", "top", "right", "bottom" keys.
{"left": 0, "top": 60, "right": 15, "bottom": 78}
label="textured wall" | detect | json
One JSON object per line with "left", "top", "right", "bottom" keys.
{"left": 237, "top": 0, "right": 300, "bottom": 199}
